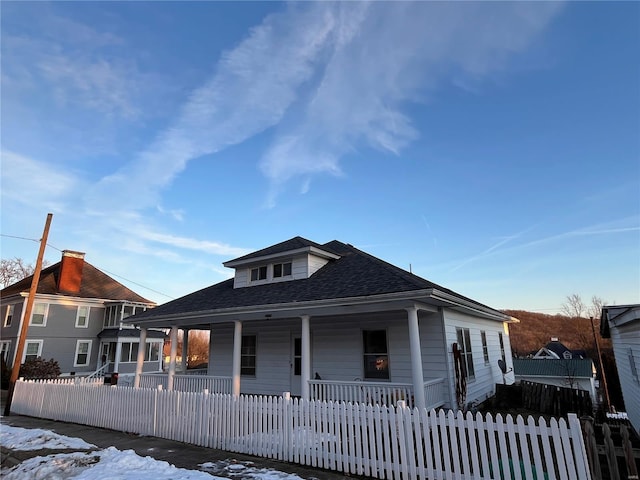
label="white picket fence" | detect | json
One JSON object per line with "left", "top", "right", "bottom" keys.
{"left": 10, "top": 379, "right": 591, "bottom": 480}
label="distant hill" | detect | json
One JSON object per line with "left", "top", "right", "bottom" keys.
{"left": 504, "top": 309, "right": 623, "bottom": 409}
{"left": 504, "top": 309, "right": 612, "bottom": 358}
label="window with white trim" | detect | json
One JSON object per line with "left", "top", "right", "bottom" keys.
{"left": 30, "top": 303, "right": 48, "bottom": 326}
{"left": 250, "top": 266, "right": 267, "bottom": 282}
{"left": 498, "top": 332, "right": 506, "bottom": 362}
{"left": 456, "top": 327, "right": 475, "bottom": 380}
{"left": 4, "top": 304, "right": 15, "bottom": 327}
{"left": 481, "top": 331, "right": 489, "bottom": 365}
{"left": 1, "top": 340, "right": 10, "bottom": 362}
{"left": 76, "top": 306, "right": 90, "bottom": 328}
{"left": 241, "top": 335, "right": 256, "bottom": 375}
{"left": 145, "top": 342, "right": 160, "bottom": 362}
{"left": 23, "top": 340, "right": 43, "bottom": 362}
{"left": 120, "top": 341, "right": 140, "bottom": 363}
{"left": 273, "top": 262, "right": 292, "bottom": 278}
{"left": 74, "top": 340, "right": 92, "bottom": 366}
{"left": 363, "top": 330, "right": 389, "bottom": 380}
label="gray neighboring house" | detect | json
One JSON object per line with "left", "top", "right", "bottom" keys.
{"left": 0, "top": 250, "right": 164, "bottom": 376}
{"left": 128, "top": 236, "right": 517, "bottom": 411}
{"left": 600, "top": 304, "right": 640, "bottom": 434}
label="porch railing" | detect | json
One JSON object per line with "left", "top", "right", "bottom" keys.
{"left": 309, "top": 378, "right": 445, "bottom": 409}
{"left": 138, "top": 373, "right": 232, "bottom": 393}
{"left": 423, "top": 377, "right": 446, "bottom": 409}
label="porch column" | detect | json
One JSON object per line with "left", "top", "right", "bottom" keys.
{"left": 113, "top": 339, "right": 122, "bottom": 373}
{"left": 406, "top": 306, "right": 426, "bottom": 410}
{"left": 182, "top": 328, "right": 189, "bottom": 372}
{"left": 133, "top": 327, "right": 147, "bottom": 388}
{"left": 167, "top": 326, "right": 178, "bottom": 391}
{"left": 232, "top": 320, "right": 242, "bottom": 397}
{"left": 301, "top": 315, "right": 311, "bottom": 400}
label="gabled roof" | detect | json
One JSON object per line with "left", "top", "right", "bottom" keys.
{"left": 600, "top": 304, "right": 640, "bottom": 338}
{"left": 513, "top": 358, "right": 595, "bottom": 378}
{"left": 223, "top": 236, "right": 339, "bottom": 267}
{"left": 131, "top": 237, "right": 508, "bottom": 326}
{"left": 1, "top": 260, "right": 153, "bottom": 304}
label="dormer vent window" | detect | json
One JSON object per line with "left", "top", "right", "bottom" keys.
{"left": 251, "top": 266, "right": 268, "bottom": 281}
{"left": 273, "top": 262, "right": 292, "bottom": 278}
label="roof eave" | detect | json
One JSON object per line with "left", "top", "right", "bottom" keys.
{"left": 223, "top": 246, "right": 340, "bottom": 268}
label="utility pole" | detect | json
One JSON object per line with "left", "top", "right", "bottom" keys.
{"left": 4, "top": 213, "right": 53, "bottom": 416}
{"left": 590, "top": 315, "right": 611, "bottom": 412}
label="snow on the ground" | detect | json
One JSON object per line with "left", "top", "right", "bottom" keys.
{"left": 1, "top": 424, "right": 316, "bottom": 480}
{"left": 0, "top": 425, "right": 96, "bottom": 450}
{"left": 200, "top": 460, "right": 316, "bottom": 479}
{"left": 3, "top": 447, "right": 222, "bottom": 480}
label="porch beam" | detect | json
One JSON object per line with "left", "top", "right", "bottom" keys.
{"left": 113, "top": 339, "right": 122, "bottom": 373}
{"left": 182, "top": 328, "right": 189, "bottom": 372}
{"left": 134, "top": 327, "right": 147, "bottom": 388}
{"left": 167, "top": 326, "right": 178, "bottom": 391}
{"left": 232, "top": 320, "right": 242, "bottom": 397}
{"left": 406, "top": 306, "right": 426, "bottom": 410}
{"left": 301, "top": 315, "right": 311, "bottom": 400}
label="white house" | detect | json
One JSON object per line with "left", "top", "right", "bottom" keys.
{"left": 128, "top": 237, "right": 516, "bottom": 410}
{"left": 600, "top": 304, "right": 640, "bottom": 434}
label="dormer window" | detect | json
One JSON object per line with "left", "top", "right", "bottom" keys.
{"left": 251, "top": 266, "right": 267, "bottom": 281}
{"left": 273, "top": 262, "right": 292, "bottom": 278}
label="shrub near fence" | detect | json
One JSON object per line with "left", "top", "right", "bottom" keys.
{"left": 11, "top": 379, "right": 591, "bottom": 480}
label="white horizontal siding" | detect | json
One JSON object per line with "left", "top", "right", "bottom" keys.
{"left": 443, "top": 310, "right": 513, "bottom": 408}
{"left": 208, "top": 311, "right": 451, "bottom": 405}
{"left": 610, "top": 320, "right": 640, "bottom": 433}
{"left": 307, "top": 253, "right": 330, "bottom": 276}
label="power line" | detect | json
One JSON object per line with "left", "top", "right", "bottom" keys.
{"left": 1, "top": 233, "right": 174, "bottom": 300}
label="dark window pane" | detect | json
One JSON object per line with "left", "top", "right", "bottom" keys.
{"left": 241, "top": 335, "right": 256, "bottom": 375}
{"left": 259, "top": 266, "right": 267, "bottom": 280}
{"left": 363, "top": 330, "right": 387, "bottom": 354}
{"left": 283, "top": 262, "right": 292, "bottom": 276}
{"left": 274, "top": 264, "right": 282, "bottom": 277}
{"left": 363, "top": 330, "right": 389, "bottom": 379}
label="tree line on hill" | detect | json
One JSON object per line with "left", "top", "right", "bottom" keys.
{"left": 504, "top": 294, "right": 624, "bottom": 410}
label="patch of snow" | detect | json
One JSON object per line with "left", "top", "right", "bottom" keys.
{"left": 4, "top": 447, "right": 222, "bottom": 480}
{"left": 0, "top": 425, "right": 96, "bottom": 450}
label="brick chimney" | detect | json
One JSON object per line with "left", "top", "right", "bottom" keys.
{"left": 57, "top": 250, "right": 85, "bottom": 293}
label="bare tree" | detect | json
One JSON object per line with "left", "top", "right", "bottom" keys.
{"left": 561, "top": 293, "right": 586, "bottom": 319}
{"left": 0, "top": 257, "right": 49, "bottom": 289}
{"left": 588, "top": 295, "right": 605, "bottom": 320}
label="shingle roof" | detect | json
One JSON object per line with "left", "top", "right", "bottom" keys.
{"left": 98, "top": 328, "right": 166, "bottom": 339}
{"left": 224, "top": 236, "right": 332, "bottom": 264}
{"left": 513, "top": 358, "right": 594, "bottom": 378}
{"left": 133, "top": 238, "right": 500, "bottom": 321}
{"left": 1, "top": 260, "right": 153, "bottom": 304}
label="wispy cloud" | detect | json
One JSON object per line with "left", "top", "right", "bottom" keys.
{"left": 449, "top": 216, "right": 640, "bottom": 273}
{"left": 0, "top": 150, "right": 78, "bottom": 212}
{"left": 85, "top": 2, "right": 563, "bottom": 214}
{"left": 1, "top": 13, "right": 140, "bottom": 119}
{"left": 260, "top": 2, "right": 564, "bottom": 205}
{"left": 135, "top": 230, "right": 252, "bottom": 257}
{"left": 85, "top": 2, "right": 337, "bottom": 215}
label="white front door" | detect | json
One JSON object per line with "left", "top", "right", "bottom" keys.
{"left": 290, "top": 336, "right": 302, "bottom": 397}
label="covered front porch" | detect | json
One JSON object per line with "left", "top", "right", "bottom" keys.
{"left": 135, "top": 371, "right": 446, "bottom": 410}
{"left": 130, "top": 301, "right": 452, "bottom": 410}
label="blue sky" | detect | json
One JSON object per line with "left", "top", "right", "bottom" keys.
{"left": 1, "top": 1, "right": 638, "bottom": 313}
